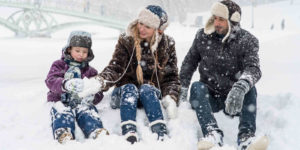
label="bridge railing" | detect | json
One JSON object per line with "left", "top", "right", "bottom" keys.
{"left": 0, "top": 0, "right": 134, "bottom": 37}
{"left": 0, "top": 0, "right": 134, "bottom": 22}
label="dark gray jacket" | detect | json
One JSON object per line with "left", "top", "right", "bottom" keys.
{"left": 180, "top": 28, "right": 261, "bottom": 96}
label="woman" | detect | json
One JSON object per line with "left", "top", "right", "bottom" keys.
{"left": 79, "top": 5, "right": 180, "bottom": 144}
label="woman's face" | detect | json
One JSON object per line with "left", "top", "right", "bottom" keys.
{"left": 137, "top": 22, "right": 155, "bottom": 41}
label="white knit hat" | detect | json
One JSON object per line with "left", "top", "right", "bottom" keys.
{"left": 126, "top": 5, "right": 169, "bottom": 52}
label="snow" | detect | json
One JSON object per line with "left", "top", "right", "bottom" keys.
{"left": 78, "top": 77, "right": 102, "bottom": 98}
{"left": 1, "top": 1, "right": 300, "bottom": 150}
{"left": 53, "top": 101, "right": 71, "bottom": 113}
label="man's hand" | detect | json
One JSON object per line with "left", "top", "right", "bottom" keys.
{"left": 225, "top": 80, "right": 250, "bottom": 115}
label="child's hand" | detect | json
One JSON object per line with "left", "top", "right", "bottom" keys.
{"left": 64, "top": 78, "right": 84, "bottom": 93}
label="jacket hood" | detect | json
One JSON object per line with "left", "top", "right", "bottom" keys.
{"left": 61, "top": 31, "right": 95, "bottom": 64}
{"left": 204, "top": 0, "right": 242, "bottom": 43}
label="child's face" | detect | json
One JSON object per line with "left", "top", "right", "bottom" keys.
{"left": 69, "top": 47, "right": 88, "bottom": 62}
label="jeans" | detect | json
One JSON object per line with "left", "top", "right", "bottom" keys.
{"left": 113, "top": 84, "right": 166, "bottom": 137}
{"left": 51, "top": 103, "right": 104, "bottom": 138}
{"left": 118, "top": 84, "right": 163, "bottom": 123}
{"left": 189, "top": 81, "right": 257, "bottom": 140}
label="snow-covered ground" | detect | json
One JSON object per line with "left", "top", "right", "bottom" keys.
{"left": 0, "top": 1, "right": 300, "bottom": 150}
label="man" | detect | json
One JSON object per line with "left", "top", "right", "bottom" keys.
{"left": 179, "top": 0, "right": 267, "bottom": 150}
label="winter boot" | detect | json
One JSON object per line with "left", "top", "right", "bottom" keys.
{"left": 198, "top": 130, "right": 224, "bottom": 150}
{"left": 150, "top": 120, "right": 168, "bottom": 141}
{"left": 121, "top": 121, "right": 138, "bottom": 144}
{"left": 90, "top": 128, "right": 109, "bottom": 139}
{"left": 124, "top": 131, "right": 138, "bottom": 144}
{"left": 54, "top": 128, "right": 73, "bottom": 144}
{"left": 238, "top": 133, "right": 269, "bottom": 150}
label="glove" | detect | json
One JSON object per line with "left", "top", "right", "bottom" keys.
{"left": 81, "top": 94, "right": 95, "bottom": 105}
{"left": 64, "top": 78, "right": 84, "bottom": 93}
{"left": 225, "top": 80, "right": 250, "bottom": 115}
{"left": 179, "top": 87, "right": 188, "bottom": 102}
{"left": 162, "top": 95, "right": 178, "bottom": 119}
{"left": 78, "top": 76, "right": 105, "bottom": 98}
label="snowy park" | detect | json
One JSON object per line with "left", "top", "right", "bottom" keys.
{"left": 0, "top": 0, "right": 300, "bottom": 150}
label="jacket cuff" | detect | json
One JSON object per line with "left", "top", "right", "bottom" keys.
{"left": 93, "top": 92, "right": 104, "bottom": 105}
{"left": 234, "top": 79, "right": 250, "bottom": 93}
{"left": 239, "top": 72, "right": 254, "bottom": 88}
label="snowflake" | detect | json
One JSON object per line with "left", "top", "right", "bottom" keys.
{"left": 144, "top": 42, "right": 149, "bottom": 47}
{"left": 126, "top": 97, "right": 136, "bottom": 105}
{"left": 140, "top": 60, "right": 146, "bottom": 67}
{"left": 207, "top": 40, "right": 212, "bottom": 45}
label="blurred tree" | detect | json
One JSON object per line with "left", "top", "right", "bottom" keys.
{"left": 281, "top": 19, "right": 285, "bottom": 30}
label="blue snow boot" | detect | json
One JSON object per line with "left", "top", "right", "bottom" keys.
{"left": 150, "top": 121, "right": 167, "bottom": 141}
{"left": 121, "top": 121, "right": 138, "bottom": 144}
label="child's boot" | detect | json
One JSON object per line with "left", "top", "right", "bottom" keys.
{"left": 54, "top": 128, "right": 73, "bottom": 144}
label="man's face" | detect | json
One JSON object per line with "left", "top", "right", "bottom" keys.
{"left": 213, "top": 15, "right": 229, "bottom": 35}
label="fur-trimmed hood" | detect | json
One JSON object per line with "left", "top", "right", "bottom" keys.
{"left": 61, "top": 31, "right": 95, "bottom": 66}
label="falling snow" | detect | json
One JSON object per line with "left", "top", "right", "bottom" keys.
{"left": 0, "top": 1, "right": 300, "bottom": 150}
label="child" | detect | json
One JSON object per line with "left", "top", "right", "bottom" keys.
{"left": 45, "top": 31, "right": 108, "bottom": 144}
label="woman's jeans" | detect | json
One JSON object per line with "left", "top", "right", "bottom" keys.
{"left": 111, "top": 84, "right": 163, "bottom": 123}
{"left": 111, "top": 84, "right": 165, "bottom": 136}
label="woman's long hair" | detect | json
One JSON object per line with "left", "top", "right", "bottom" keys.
{"left": 133, "top": 24, "right": 157, "bottom": 85}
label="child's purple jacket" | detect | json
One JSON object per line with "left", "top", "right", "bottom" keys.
{"left": 45, "top": 59, "right": 103, "bottom": 105}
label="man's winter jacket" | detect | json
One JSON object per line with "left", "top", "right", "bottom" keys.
{"left": 180, "top": 28, "right": 261, "bottom": 97}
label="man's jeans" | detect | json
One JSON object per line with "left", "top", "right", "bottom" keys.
{"left": 189, "top": 81, "right": 257, "bottom": 140}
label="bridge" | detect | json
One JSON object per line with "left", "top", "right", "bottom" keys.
{"left": 0, "top": 0, "right": 130, "bottom": 37}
